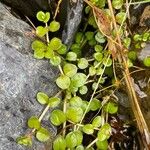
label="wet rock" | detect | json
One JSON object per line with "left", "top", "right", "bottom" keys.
{"left": 62, "top": 0, "right": 83, "bottom": 48}
{"left": 0, "top": 3, "right": 58, "bottom": 150}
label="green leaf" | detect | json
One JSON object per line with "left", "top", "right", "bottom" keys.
{"left": 128, "top": 51, "right": 137, "bottom": 61}
{"left": 82, "top": 124, "right": 94, "bottom": 134}
{"left": 16, "top": 136, "right": 32, "bottom": 146}
{"left": 143, "top": 32, "right": 149, "bottom": 42}
{"left": 69, "top": 96, "right": 83, "bottom": 107}
{"left": 89, "top": 99, "right": 101, "bottom": 111}
{"left": 76, "top": 145, "right": 84, "bottom": 150}
{"left": 89, "top": 66, "right": 96, "bottom": 76}
{"left": 66, "top": 107, "right": 83, "bottom": 123}
{"left": 69, "top": 83, "right": 79, "bottom": 94}
{"left": 36, "top": 11, "right": 50, "bottom": 23}
{"left": 74, "top": 131, "right": 83, "bottom": 146}
{"left": 56, "top": 75, "right": 71, "bottom": 89}
{"left": 63, "top": 63, "right": 78, "bottom": 77}
{"left": 50, "top": 109, "right": 66, "bottom": 126}
{"left": 34, "top": 50, "right": 45, "bottom": 59}
{"left": 66, "top": 132, "right": 77, "bottom": 148}
{"left": 57, "top": 44, "right": 67, "bottom": 54}
{"left": 96, "top": 140, "right": 108, "bottom": 150}
{"left": 75, "top": 32, "right": 84, "bottom": 44}
{"left": 36, "top": 127, "right": 50, "bottom": 142}
{"left": 92, "top": 116, "right": 102, "bottom": 128}
{"left": 71, "top": 73, "right": 87, "bottom": 88}
{"left": 78, "top": 58, "right": 89, "bottom": 69}
{"left": 103, "top": 58, "right": 112, "bottom": 67}
{"left": 95, "top": 32, "right": 106, "bottom": 43}
{"left": 85, "top": 31, "right": 94, "bottom": 41}
{"left": 116, "top": 12, "right": 126, "bottom": 25}
{"left": 94, "top": 52, "right": 103, "bottom": 62}
{"left": 49, "top": 37, "right": 62, "bottom": 50}
{"left": 36, "top": 26, "right": 48, "bottom": 37}
{"left": 133, "top": 34, "right": 142, "bottom": 41}
{"left": 112, "top": 0, "right": 123, "bottom": 9}
{"left": 32, "top": 40, "right": 47, "bottom": 51}
{"left": 96, "top": 67, "right": 103, "bottom": 75}
{"left": 50, "top": 56, "right": 61, "bottom": 66}
{"left": 49, "top": 20, "right": 60, "bottom": 32}
{"left": 53, "top": 135, "right": 66, "bottom": 150}
{"left": 66, "top": 52, "right": 77, "bottom": 61}
{"left": 44, "top": 47, "right": 54, "bottom": 59}
{"left": 94, "top": 45, "right": 103, "bottom": 52}
{"left": 88, "top": 39, "right": 97, "bottom": 46}
{"left": 97, "top": 123, "right": 111, "bottom": 141}
{"left": 143, "top": 57, "right": 150, "bottom": 67}
{"left": 48, "top": 97, "right": 61, "bottom": 108}
{"left": 27, "top": 116, "right": 40, "bottom": 129}
{"left": 37, "top": 92, "right": 49, "bottom": 105}
{"left": 123, "top": 37, "right": 131, "bottom": 48}
{"left": 79, "top": 85, "right": 88, "bottom": 95}
{"left": 81, "top": 100, "right": 89, "bottom": 112}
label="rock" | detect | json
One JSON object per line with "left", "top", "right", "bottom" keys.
{"left": 0, "top": 3, "right": 58, "bottom": 150}
{"left": 1, "top": 0, "right": 51, "bottom": 17}
{"left": 62, "top": 0, "right": 83, "bottom": 48}
{"left": 137, "top": 43, "right": 150, "bottom": 61}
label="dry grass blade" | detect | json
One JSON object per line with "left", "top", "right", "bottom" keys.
{"left": 84, "top": 0, "right": 150, "bottom": 148}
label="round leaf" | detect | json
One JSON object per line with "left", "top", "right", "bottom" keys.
{"left": 49, "top": 37, "right": 62, "bottom": 50}
{"left": 69, "top": 96, "right": 83, "bottom": 107}
{"left": 36, "top": 127, "right": 50, "bottom": 142}
{"left": 143, "top": 57, "right": 150, "bottom": 67}
{"left": 96, "top": 140, "right": 108, "bottom": 150}
{"left": 66, "top": 52, "right": 77, "bottom": 61}
{"left": 27, "top": 116, "right": 40, "bottom": 129}
{"left": 48, "top": 97, "right": 61, "bottom": 108}
{"left": 50, "top": 109, "right": 66, "bottom": 126}
{"left": 16, "top": 136, "right": 32, "bottom": 146}
{"left": 37, "top": 92, "right": 49, "bottom": 105}
{"left": 49, "top": 20, "right": 60, "bottom": 32}
{"left": 57, "top": 44, "right": 67, "bottom": 54}
{"left": 82, "top": 124, "right": 94, "bottom": 135}
{"left": 53, "top": 135, "right": 66, "bottom": 150}
{"left": 104, "top": 102, "right": 118, "bottom": 114}
{"left": 63, "top": 63, "right": 78, "bottom": 77}
{"left": 112, "top": 0, "right": 123, "bottom": 9}
{"left": 32, "top": 40, "right": 47, "bottom": 51}
{"left": 79, "top": 85, "right": 88, "bottom": 95}
{"left": 78, "top": 58, "right": 89, "bottom": 69}
{"left": 66, "top": 107, "right": 83, "bottom": 123}
{"left": 92, "top": 116, "right": 102, "bottom": 128}
{"left": 95, "top": 32, "right": 106, "bottom": 43}
{"left": 36, "top": 11, "right": 50, "bottom": 23}
{"left": 89, "top": 66, "right": 96, "bottom": 76}
{"left": 36, "top": 26, "right": 48, "bottom": 37}
{"left": 56, "top": 75, "right": 71, "bottom": 89}
{"left": 94, "top": 52, "right": 103, "bottom": 62}
{"left": 89, "top": 99, "right": 101, "bottom": 111}
{"left": 50, "top": 56, "right": 61, "bottom": 66}
{"left": 71, "top": 73, "right": 87, "bottom": 88}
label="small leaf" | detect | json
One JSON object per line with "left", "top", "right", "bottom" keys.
{"left": 66, "top": 107, "right": 83, "bottom": 123}
{"left": 75, "top": 32, "right": 84, "bottom": 44}
{"left": 112, "top": 0, "right": 123, "bottom": 9}
{"left": 128, "top": 51, "right": 137, "bottom": 61}
{"left": 66, "top": 132, "right": 77, "bottom": 148}
{"left": 97, "top": 123, "right": 111, "bottom": 141}
{"left": 94, "top": 52, "right": 103, "bottom": 62}
{"left": 49, "top": 37, "right": 62, "bottom": 50}
{"left": 63, "top": 63, "right": 78, "bottom": 77}
{"left": 94, "top": 45, "right": 103, "bottom": 52}
{"left": 82, "top": 124, "right": 94, "bottom": 135}
{"left": 66, "top": 52, "right": 77, "bottom": 61}
{"left": 89, "top": 99, "right": 101, "bottom": 111}
{"left": 36, "top": 127, "right": 50, "bottom": 142}
{"left": 45, "top": 47, "right": 54, "bottom": 59}
{"left": 27, "top": 116, "right": 40, "bottom": 129}
{"left": 32, "top": 40, "right": 47, "bottom": 51}
{"left": 95, "top": 32, "right": 106, "bottom": 43}
{"left": 79, "top": 85, "right": 88, "bottom": 95}
{"left": 50, "top": 56, "right": 61, "bottom": 66}
{"left": 36, "top": 11, "right": 50, "bottom": 23}
{"left": 34, "top": 50, "right": 45, "bottom": 59}
{"left": 50, "top": 109, "right": 66, "bottom": 126}
{"left": 74, "top": 131, "right": 83, "bottom": 146}
{"left": 76, "top": 145, "right": 84, "bottom": 150}
{"left": 53, "top": 135, "right": 66, "bottom": 150}
{"left": 69, "top": 96, "right": 83, "bottom": 107}
{"left": 78, "top": 58, "right": 89, "bottom": 69}
{"left": 37, "top": 92, "right": 49, "bottom": 105}
{"left": 49, "top": 20, "right": 60, "bottom": 32}
{"left": 36, "top": 26, "right": 48, "bottom": 37}
{"left": 56, "top": 75, "right": 71, "bottom": 89}
{"left": 57, "top": 44, "right": 67, "bottom": 54}
{"left": 143, "top": 57, "right": 150, "bottom": 67}
{"left": 48, "top": 97, "right": 61, "bottom": 108}
{"left": 116, "top": 12, "right": 126, "bottom": 24}
{"left": 16, "top": 136, "right": 32, "bottom": 146}
{"left": 71, "top": 73, "right": 87, "bottom": 88}
{"left": 103, "top": 57, "right": 112, "bottom": 67}
{"left": 85, "top": 31, "right": 94, "bottom": 41}
{"left": 96, "top": 140, "right": 108, "bottom": 150}
{"left": 89, "top": 66, "right": 96, "bottom": 76}
{"left": 92, "top": 116, "right": 102, "bottom": 128}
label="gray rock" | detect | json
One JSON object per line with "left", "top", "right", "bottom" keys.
{"left": 62, "top": 0, "right": 83, "bottom": 48}
{"left": 0, "top": 3, "right": 58, "bottom": 150}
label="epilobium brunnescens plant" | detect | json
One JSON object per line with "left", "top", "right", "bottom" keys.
{"left": 17, "top": 0, "right": 150, "bottom": 149}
